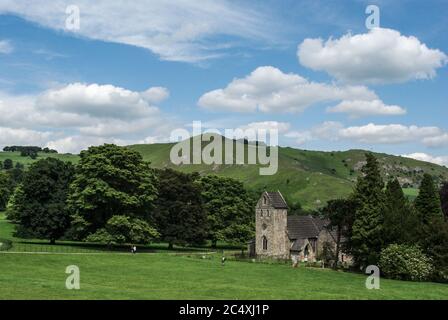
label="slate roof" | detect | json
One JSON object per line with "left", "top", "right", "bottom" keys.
{"left": 287, "top": 215, "right": 328, "bottom": 240}
{"left": 265, "top": 191, "right": 288, "bottom": 209}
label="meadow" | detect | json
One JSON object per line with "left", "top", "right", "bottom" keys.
{"left": 1, "top": 213, "right": 448, "bottom": 300}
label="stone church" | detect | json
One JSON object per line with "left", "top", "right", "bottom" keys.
{"left": 249, "top": 191, "right": 349, "bottom": 263}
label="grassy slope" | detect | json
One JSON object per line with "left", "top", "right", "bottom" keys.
{"left": 2, "top": 140, "right": 448, "bottom": 209}
{"left": 1, "top": 252, "right": 447, "bottom": 299}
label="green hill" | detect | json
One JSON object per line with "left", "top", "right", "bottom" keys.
{"left": 2, "top": 136, "right": 448, "bottom": 209}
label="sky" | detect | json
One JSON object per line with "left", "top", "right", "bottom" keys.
{"left": 0, "top": 0, "right": 447, "bottom": 166}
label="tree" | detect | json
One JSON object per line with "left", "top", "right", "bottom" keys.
{"left": 350, "top": 153, "right": 385, "bottom": 267}
{"left": 152, "top": 169, "right": 208, "bottom": 249}
{"left": 3, "top": 159, "right": 13, "bottom": 170}
{"left": 68, "top": 144, "right": 158, "bottom": 239}
{"left": 195, "top": 175, "right": 256, "bottom": 247}
{"left": 420, "top": 216, "right": 448, "bottom": 282}
{"left": 12, "top": 158, "right": 75, "bottom": 243}
{"left": 415, "top": 174, "right": 443, "bottom": 225}
{"left": 85, "top": 215, "right": 159, "bottom": 246}
{"left": 321, "top": 198, "right": 356, "bottom": 268}
{"left": 0, "top": 172, "right": 12, "bottom": 211}
{"left": 440, "top": 182, "right": 448, "bottom": 220}
{"left": 383, "top": 178, "right": 418, "bottom": 245}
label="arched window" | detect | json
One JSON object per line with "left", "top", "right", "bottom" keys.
{"left": 262, "top": 236, "right": 268, "bottom": 251}
{"left": 263, "top": 196, "right": 268, "bottom": 205}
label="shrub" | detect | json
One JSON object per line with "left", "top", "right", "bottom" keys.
{"left": 379, "top": 244, "right": 433, "bottom": 281}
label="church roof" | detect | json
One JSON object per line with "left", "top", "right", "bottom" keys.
{"left": 265, "top": 191, "right": 288, "bottom": 209}
{"left": 287, "top": 215, "right": 328, "bottom": 240}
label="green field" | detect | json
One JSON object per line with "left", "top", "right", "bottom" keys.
{"left": 2, "top": 139, "right": 448, "bottom": 209}
{"left": 1, "top": 213, "right": 448, "bottom": 299}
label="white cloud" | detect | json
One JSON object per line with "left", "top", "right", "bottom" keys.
{"left": 0, "top": 127, "right": 52, "bottom": 146}
{"left": 141, "top": 87, "right": 170, "bottom": 104}
{"left": 402, "top": 153, "right": 448, "bottom": 167}
{"left": 239, "top": 121, "right": 291, "bottom": 134}
{"left": 0, "top": 0, "right": 275, "bottom": 62}
{"left": 339, "top": 123, "right": 443, "bottom": 144}
{"left": 198, "top": 66, "right": 385, "bottom": 114}
{"left": 327, "top": 99, "right": 406, "bottom": 118}
{"left": 298, "top": 28, "right": 448, "bottom": 84}
{"left": 285, "top": 121, "right": 343, "bottom": 145}
{"left": 422, "top": 133, "right": 448, "bottom": 148}
{"left": 36, "top": 83, "right": 159, "bottom": 120}
{"left": 0, "top": 83, "right": 179, "bottom": 153}
{"left": 0, "top": 40, "right": 13, "bottom": 54}
{"left": 284, "top": 122, "right": 448, "bottom": 148}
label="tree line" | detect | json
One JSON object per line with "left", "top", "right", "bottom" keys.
{"left": 2, "top": 144, "right": 256, "bottom": 248}
{"left": 321, "top": 153, "right": 448, "bottom": 282}
{"left": 3, "top": 146, "right": 58, "bottom": 159}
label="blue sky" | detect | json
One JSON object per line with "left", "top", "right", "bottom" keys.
{"left": 0, "top": 0, "right": 447, "bottom": 166}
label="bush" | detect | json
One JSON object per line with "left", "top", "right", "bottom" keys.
{"left": 379, "top": 244, "right": 433, "bottom": 281}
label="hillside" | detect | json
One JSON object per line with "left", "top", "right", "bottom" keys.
{"left": 1, "top": 137, "right": 448, "bottom": 209}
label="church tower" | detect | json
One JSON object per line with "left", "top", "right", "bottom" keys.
{"left": 255, "top": 191, "right": 289, "bottom": 259}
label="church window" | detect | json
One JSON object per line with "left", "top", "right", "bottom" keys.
{"left": 262, "top": 236, "right": 268, "bottom": 251}
{"left": 263, "top": 196, "right": 267, "bottom": 205}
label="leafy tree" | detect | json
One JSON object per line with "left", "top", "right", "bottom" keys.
{"left": 195, "top": 175, "right": 256, "bottom": 247}
{"left": 0, "top": 172, "right": 13, "bottom": 210}
{"left": 3, "top": 159, "right": 13, "bottom": 170}
{"left": 68, "top": 144, "right": 158, "bottom": 239}
{"left": 440, "top": 182, "right": 448, "bottom": 220}
{"left": 152, "top": 169, "right": 208, "bottom": 249}
{"left": 85, "top": 215, "right": 159, "bottom": 246}
{"left": 12, "top": 158, "right": 75, "bottom": 243}
{"left": 379, "top": 244, "right": 433, "bottom": 281}
{"left": 321, "top": 198, "right": 356, "bottom": 268}
{"left": 350, "top": 153, "right": 385, "bottom": 267}
{"left": 417, "top": 216, "right": 448, "bottom": 282}
{"left": 415, "top": 174, "right": 443, "bottom": 224}
{"left": 383, "top": 178, "right": 418, "bottom": 245}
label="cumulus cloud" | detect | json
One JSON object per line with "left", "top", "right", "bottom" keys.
{"left": 0, "top": 127, "right": 52, "bottom": 146}
{"left": 238, "top": 121, "right": 291, "bottom": 134}
{"left": 402, "top": 153, "right": 448, "bottom": 167}
{"left": 338, "top": 123, "right": 443, "bottom": 144}
{"left": 36, "top": 83, "right": 159, "bottom": 120}
{"left": 0, "top": 40, "right": 13, "bottom": 54}
{"left": 284, "top": 122, "right": 448, "bottom": 147}
{"left": 327, "top": 99, "right": 406, "bottom": 118}
{"left": 198, "top": 66, "right": 391, "bottom": 114}
{"left": 285, "top": 121, "right": 343, "bottom": 145}
{"left": 298, "top": 28, "right": 447, "bottom": 84}
{"left": 0, "top": 83, "right": 178, "bottom": 153}
{"left": 0, "top": 0, "right": 276, "bottom": 62}
{"left": 422, "top": 133, "right": 448, "bottom": 148}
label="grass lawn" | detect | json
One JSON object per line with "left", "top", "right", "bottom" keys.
{"left": 2, "top": 212, "right": 448, "bottom": 300}
{"left": 1, "top": 252, "right": 448, "bottom": 300}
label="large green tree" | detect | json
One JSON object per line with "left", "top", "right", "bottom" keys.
{"left": 350, "top": 153, "right": 385, "bottom": 267}
{"left": 12, "top": 158, "right": 75, "bottom": 243}
{"left": 85, "top": 215, "right": 159, "bottom": 246}
{"left": 415, "top": 174, "right": 443, "bottom": 224}
{"left": 68, "top": 144, "right": 158, "bottom": 239}
{"left": 195, "top": 175, "right": 256, "bottom": 247}
{"left": 321, "top": 198, "right": 357, "bottom": 268}
{"left": 440, "top": 182, "right": 448, "bottom": 220}
{"left": 152, "top": 169, "right": 208, "bottom": 249}
{"left": 383, "top": 178, "right": 418, "bottom": 245}
{"left": 0, "top": 172, "right": 12, "bottom": 211}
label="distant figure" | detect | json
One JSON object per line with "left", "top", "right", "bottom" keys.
{"left": 133, "top": 246, "right": 137, "bottom": 254}
{"left": 221, "top": 256, "right": 226, "bottom": 266}
{"left": 130, "top": 245, "right": 134, "bottom": 254}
